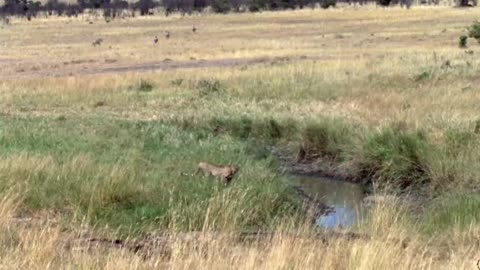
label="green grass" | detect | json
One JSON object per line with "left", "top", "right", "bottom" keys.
{"left": 422, "top": 192, "right": 480, "bottom": 234}
{"left": 300, "top": 118, "right": 355, "bottom": 161}
{"left": 0, "top": 117, "right": 303, "bottom": 234}
{"left": 356, "top": 126, "right": 430, "bottom": 189}
{"left": 3, "top": 111, "right": 480, "bottom": 234}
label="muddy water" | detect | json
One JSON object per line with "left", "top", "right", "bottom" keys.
{"left": 295, "top": 176, "right": 368, "bottom": 229}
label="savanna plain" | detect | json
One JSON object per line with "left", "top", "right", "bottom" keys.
{"left": 2, "top": 6, "right": 480, "bottom": 269}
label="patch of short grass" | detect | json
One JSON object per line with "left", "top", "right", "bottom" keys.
{"left": 356, "top": 126, "right": 430, "bottom": 189}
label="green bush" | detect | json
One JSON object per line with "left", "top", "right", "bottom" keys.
{"left": 376, "top": 0, "right": 391, "bottom": 6}
{"left": 211, "top": 0, "right": 231, "bottom": 13}
{"left": 459, "top": 35, "right": 468, "bottom": 48}
{"left": 247, "top": 0, "right": 266, "bottom": 12}
{"left": 468, "top": 21, "right": 480, "bottom": 42}
{"left": 320, "top": 0, "right": 336, "bottom": 9}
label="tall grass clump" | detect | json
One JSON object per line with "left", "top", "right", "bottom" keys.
{"left": 300, "top": 118, "right": 354, "bottom": 161}
{"left": 468, "top": 21, "right": 480, "bottom": 43}
{"left": 356, "top": 126, "right": 430, "bottom": 189}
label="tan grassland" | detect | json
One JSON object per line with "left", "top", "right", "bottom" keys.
{"left": 1, "top": 6, "right": 480, "bottom": 269}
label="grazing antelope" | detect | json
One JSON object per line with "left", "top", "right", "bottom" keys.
{"left": 165, "top": 31, "right": 170, "bottom": 39}
{"left": 92, "top": 38, "right": 103, "bottom": 46}
{"left": 192, "top": 25, "right": 197, "bottom": 33}
{"left": 154, "top": 36, "right": 159, "bottom": 44}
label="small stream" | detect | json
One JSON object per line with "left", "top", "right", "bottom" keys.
{"left": 294, "top": 176, "right": 368, "bottom": 229}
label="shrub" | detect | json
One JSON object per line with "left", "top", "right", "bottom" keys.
{"left": 211, "top": 0, "right": 231, "bottom": 13}
{"left": 247, "top": 0, "right": 266, "bottom": 11}
{"left": 457, "top": 0, "right": 476, "bottom": 6}
{"left": 459, "top": 35, "right": 468, "bottom": 48}
{"left": 468, "top": 21, "right": 480, "bottom": 42}
{"left": 376, "top": 0, "right": 391, "bottom": 6}
{"left": 135, "top": 0, "right": 156, "bottom": 16}
{"left": 320, "top": 0, "right": 336, "bottom": 9}
{"left": 400, "top": 0, "right": 412, "bottom": 8}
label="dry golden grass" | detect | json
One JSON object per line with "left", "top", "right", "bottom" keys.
{"left": 1, "top": 7, "right": 478, "bottom": 70}
{"left": 0, "top": 195, "right": 477, "bottom": 269}
{"left": 2, "top": 7, "right": 480, "bottom": 132}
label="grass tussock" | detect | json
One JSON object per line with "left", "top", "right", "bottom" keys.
{"left": 356, "top": 127, "right": 430, "bottom": 189}
{"left": 300, "top": 119, "right": 354, "bottom": 161}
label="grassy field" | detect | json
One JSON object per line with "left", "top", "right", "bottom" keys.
{"left": 2, "top": 6, "right": 480, "bottom": 269}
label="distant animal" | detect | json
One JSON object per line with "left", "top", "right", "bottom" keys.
{"left": 195, "top": 162, "right": 239, "bottom": 184}
{"left": 165, "top": 31, "right": 170, "bottom": 39}
{"left": 92, "top": 38, "right": 103, "bottom": 46}
{"left": 154, "top": 36, "right": 159, "bottom": 44}
{"left": 192, "top": 25, "right": 197, "bottom": 33}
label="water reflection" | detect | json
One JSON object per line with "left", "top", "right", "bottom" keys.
{"left": 294, "top": 176, "right": 367, "bottom": 229}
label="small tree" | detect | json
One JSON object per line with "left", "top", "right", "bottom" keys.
{"left": 458, "top": 0, "right": 476, "bottom": 6}
{"left": 211, "top": 0, "right": 231, "bottom": 13}
{"left": 377, "top": 0, "right": 391, "bottom": 6}
{"left": 247, "top": 0, "right": 266, "bottom": 12}
{"left": 320, "top": 0, "right": 335, "bottom": 8}
{"left": 135, "top": 0, "right": 156, "bottom": 15}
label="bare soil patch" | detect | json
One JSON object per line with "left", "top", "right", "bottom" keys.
{"left": 0, "top": 56, "right": 325, "bottom": 79}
